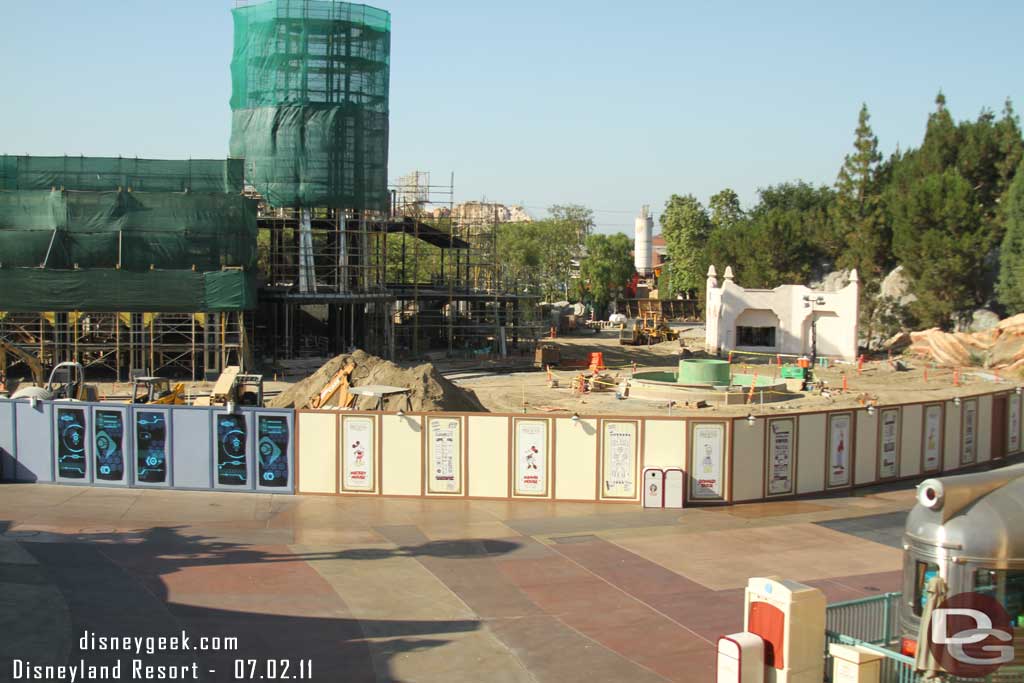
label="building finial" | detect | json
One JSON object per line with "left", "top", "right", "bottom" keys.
{"left": 723, "top": 266, "right": 734, "bottom": 281}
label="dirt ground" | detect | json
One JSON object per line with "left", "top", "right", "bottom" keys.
{"left": 78, "top": 325, "right": 1014, "bottom": 416}
{"left": 451, "top": 326, "right": 1015, "bottom": 417}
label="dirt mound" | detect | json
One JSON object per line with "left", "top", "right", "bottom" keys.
{"left": 269, "top": 350, "right": 486, "bottom": 412}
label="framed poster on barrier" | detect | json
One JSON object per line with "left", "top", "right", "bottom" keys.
{"left": 94, "top": 407, "right": 127, "bottom": 485}
{"left": 1009, "top": 393, "right": 1021, "bottom": 454}
{"left": 961, "top": 398, "right": 978, "bottom": 465}
{"left": 601, "top": 420, "right": 638, "bottom": 499}
{"left": 827, "top": 412, "right": 853, "bottom": 488}
{"left": 766, "top": 417, "right": 796, "bottom": 497}
{"left": 922, "top": 404, "right": 944, "bottom": 473}
{"left": 426, "top": 417, "right": 462, "bottom": 494}
{"left": 214, "top": 412, "right": 250, "bottom": 488}
{"left": 341, "top": 415, "right": 375, "bottom": 492}
{"left": 690, "top": 422, "right": 726, "bottom": 501}
{"left": 513, "top": 418, "right": 549, "bottom": 497}
{"left": 256, "top": 414, "right": 291, "bottom": 490}
{"left": 55, "top": 406, "right": 89, "bottom": 482}
{"left": 134, "top": 409, "right": 170, "bottom": 487}
{"left": 878, "top": 407, "right": 900, "bottom": 480}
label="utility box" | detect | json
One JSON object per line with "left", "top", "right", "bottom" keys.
{"left": 664, "top": 468, "right": 684, "bottom": 508}
{"left": 744, "top": 577, "right": 826, "bottom": 683}
{"left": 643, "top": 468, "right": 664, "bottom": 508}
{"left": 828, "top": 644, "right": 882, "bottom": 683}
{"left": 717, "top": 632, "right": 765, "bottom": 683}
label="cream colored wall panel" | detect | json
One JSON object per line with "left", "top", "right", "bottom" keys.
{"left": 977, "top": 394, "right": 993, "bottom": 463}
{"left": 899, "top": 404, "right": 923, "bottom": 478}
{"left": 468, "top": 416, "right": 510, "bottom": 498}
{"left": 643, "top": 419, "right": 687, "bottom": 470}
{"left": 381, "top": 414, "right": 422, "bottom": 496}
{"left": 555, "top": 417, "right": 597, "bottom": 501}
{"left": 855, "top": 410, "right": 878, "bottom": 485}
{"left": 297, "top": 412, "right": 337, "bottom": 494}
{"left": 796, "top": 413, "right": 826, "bottom": 494}
{"left": 732, "top": 417, "right": 765, "bottom": 502}
{"left": 944, "top": 401, "right": 961, "bottom": 472}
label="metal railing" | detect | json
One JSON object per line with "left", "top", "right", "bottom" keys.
{"left": 825, "top": 592, "right": 902, "bottom": 645}
{"left": 824, "top": 593, "right": 1024, "bottom": 683}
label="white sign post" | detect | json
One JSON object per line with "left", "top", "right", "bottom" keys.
{"left": 767, "top": 418, "right": 795, "bottom": 496}
{"left": 602, "top": 421, "right": 637, "bottom": 499}
{"left": 690, "top": 423, "right": 725, "bottom": 500}
{"left": 923, "top": 404, "right": 943, "bottom": 472}
{"left": 341, "top": 416, "right": 374, "bottom": 492}
{"left": 514, "top": 419, "right": 548, "bottom": 496}
{"left": 879, "top": 409, "right": 899, "bottom": 479}
{"left": 427, "top": 418, "right": 462, "bottom": 494}
{"left": 828, "top": 413, "right": 852, "bottom": 488}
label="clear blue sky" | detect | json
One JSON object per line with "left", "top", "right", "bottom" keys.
{"left": 1, "top": 1, "right": 1021, "bottom": 233}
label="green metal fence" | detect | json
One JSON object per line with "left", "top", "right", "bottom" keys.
{"left": 825, "top": 592, "right": 902, "bottom": 645}
{"left": 824, "top": 593, "right": 1024, "bottom": 683}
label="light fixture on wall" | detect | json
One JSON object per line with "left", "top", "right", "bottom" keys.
{"left": 746, "top": 414, "right": 756, "bottom": 426}
{"left": 867, "top": 404, "right": 876, "bottom": 417}
{"left": 396, "top": 409, "right": 406, "bottom": 418}
{"left": 571, "top": 412, "right": 580, "bottom": 423}
{"left": 1016, "top": 386, "right": 1023, "bottom": 396}
{"left": 226, "top": 400, "right": 236, "bottom": 415}
{"left": 953, "top": 397, "right": 961, "bottom": 407}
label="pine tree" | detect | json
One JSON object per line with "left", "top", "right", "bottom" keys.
{"left": 834, "top": 105, "right": 889, "bottom": 337}
{"left": 998, "top": 160, "right": 1024, "bottom": 313}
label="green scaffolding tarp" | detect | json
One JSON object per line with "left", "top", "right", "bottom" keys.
{"left": 0, "top": 269, "right": 256, "bottom": 312}
{"left": 0, "top": 190, "right": 257, "bottom": 271}
{"left": 0, "top": 156, "right": 244, "bottom": 193}
{"left": 230, "top": 0, "right": 390, "bottom": 210}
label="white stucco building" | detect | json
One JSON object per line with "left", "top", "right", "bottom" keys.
{"left": 704, "top": 266, "right": 860, "bottom": 361}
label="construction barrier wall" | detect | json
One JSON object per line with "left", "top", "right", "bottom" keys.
{"left": 2, "top": 388, "right": 1022, "bottom": 505}
{"left": 0, "top": 400, "right": 293, "bottom": 493}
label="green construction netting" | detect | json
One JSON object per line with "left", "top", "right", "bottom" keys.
{"left": 0, "top": 156, "right": 244, "bottom": 193}
{"left": 0, "top": 269, "right": 256, "bottom": 312}
{"left": 230, "top": 0, "right": 390, "bottom": 210}
{"left": 0, "top": 190, "right": 257, "bottom": 271}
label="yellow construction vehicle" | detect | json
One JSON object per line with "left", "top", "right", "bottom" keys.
{"left": 618, "top": 314, "right": 678, "bottom": 346}
{"left": 193, "top": 366, "right": 264, "bottom": 407}
{"left": 129, "top": 377, "right": 186, "bottom": 405}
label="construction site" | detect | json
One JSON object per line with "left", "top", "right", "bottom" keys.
{"left": 0, "top": 0, "right": 1016, "bottom": 417}
{"left": 0, "top": 0, "right": 540, "bottom": 396}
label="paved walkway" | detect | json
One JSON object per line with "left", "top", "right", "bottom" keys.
{"left": 0, "top": 485, "right": 913, "bottom": 682}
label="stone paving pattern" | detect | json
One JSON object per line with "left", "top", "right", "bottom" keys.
{"left": 0, "top": 485, "right": 913, "bottom": 682}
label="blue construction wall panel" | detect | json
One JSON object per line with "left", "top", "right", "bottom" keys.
{"left": 0, "top": 401, "right": 14, "bottom": 481}
{"left": 0, "top": 399, "right": 295, "bottom": 493}
{"left": 172, "top": 408, "right": 214, "bottom": 490}
{"left": 14, "top": 400, "right": 53, "bottom": 482}
{"left": 254, "top": 410, "right": 294, "bottom": 493}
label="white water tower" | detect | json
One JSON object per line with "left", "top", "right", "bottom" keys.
{"left": 634, "top": 205, "right": 654, "bottom": 277}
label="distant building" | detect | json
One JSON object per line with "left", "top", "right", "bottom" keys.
{"left": 704, "top": 266, "right": 860, "bottom": 361}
